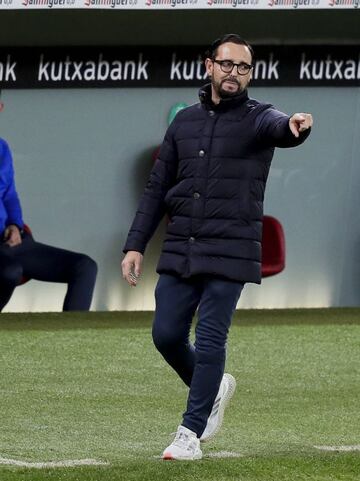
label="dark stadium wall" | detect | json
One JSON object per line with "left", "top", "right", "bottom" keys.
{"left": 0, "top": 10, "right": 359, "bottom": 311}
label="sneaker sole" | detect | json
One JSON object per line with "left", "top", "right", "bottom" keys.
{"left": 200, "top": 373, "right": 236, "bottom": 443}
{"left": 162, "top": 452, "right": 202, "bottom": 461}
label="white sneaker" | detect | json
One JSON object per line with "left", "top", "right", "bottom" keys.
{"left": 200, "top": 373, "right": 236, "bottom": 443}
{"left": 162, "top": 425, "right": 202, "bottom": 460}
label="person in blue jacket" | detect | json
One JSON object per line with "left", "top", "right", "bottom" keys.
{"left": 0, "top": 136, "right": 97, "bottom": 312}
{"left": 122, "top": 34, "right": 313, "bottom": 460}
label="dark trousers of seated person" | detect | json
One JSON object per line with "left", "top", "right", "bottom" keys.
{"left": 152, "top": 273, "right": 244, "bottom": 437}
{"left": 0, "top": 232, "right": 97, "bottom": 312}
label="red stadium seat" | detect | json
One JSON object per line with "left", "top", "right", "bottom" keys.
{"left": 23, "top": 224, "right": 32, "bottom": 236}
{"left": 261, "top": 216, "right": 285, "bottom": 278}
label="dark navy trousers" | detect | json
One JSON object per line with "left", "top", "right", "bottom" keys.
{"left": 0, "top": 232, "right": 97, "bottom": 311}
{"left": 152, "top": 273, "right": 244, "bottom": 437}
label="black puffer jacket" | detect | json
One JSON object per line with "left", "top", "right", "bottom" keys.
{"left": 124, "top": 84, "right": 310, "bottom": 284}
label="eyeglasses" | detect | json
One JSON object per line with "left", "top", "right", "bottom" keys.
{"left": 213, "top": 59, "right": 253, "bottom": 75}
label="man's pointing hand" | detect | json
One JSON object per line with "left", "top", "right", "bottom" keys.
{"left": 289, "top": 113, "right": 313, "bottom": 138}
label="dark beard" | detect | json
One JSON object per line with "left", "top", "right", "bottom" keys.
{"left": 213, "top": 77, "right": 244, "bottom": 99}
{"left": 219, "top": 87, "right": 244, "bottom": 99}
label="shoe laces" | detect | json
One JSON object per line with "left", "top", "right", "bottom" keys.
{"left": 173, "top": 430, "right": 195, "bottom": 449}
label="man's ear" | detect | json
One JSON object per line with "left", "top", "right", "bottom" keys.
{"left": 205, "top": 58, "right": 213, "bottom": 78}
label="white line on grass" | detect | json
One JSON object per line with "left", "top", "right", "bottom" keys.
{"left": 206, "top": 451, "right": 243, "bottom": 458}
{"left": 0, "top": 457, "right": 109, "bottom": 468}
{"left": 314, "top": 445, "right": 360, "bottom": 452}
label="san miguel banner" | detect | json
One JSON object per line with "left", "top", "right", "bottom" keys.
{"left": 0, "top": 0, "right": 359, "bottom": 8}
{"left": 0, "top": 46, "right": 360, "bottom": 88}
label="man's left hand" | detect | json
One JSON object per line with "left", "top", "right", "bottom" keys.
{"left": 289, "top": 113, "right": 313, "bottom": 138}
{"left": 4, "top": 225, "right": 22, "bottom": 247}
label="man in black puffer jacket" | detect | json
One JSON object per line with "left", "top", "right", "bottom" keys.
{"left": 122, "top": 34, "right": 313, "bottom": 460}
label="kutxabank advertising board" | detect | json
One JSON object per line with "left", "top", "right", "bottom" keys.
{"left": 1, "top": 46, "right": 360, "bottom": 88}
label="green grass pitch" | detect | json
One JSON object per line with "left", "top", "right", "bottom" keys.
{"left": 0, "top": 308, "right": 359, "bottom": 480}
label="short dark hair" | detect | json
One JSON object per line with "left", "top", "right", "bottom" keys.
{"left": 205, "top": 34, "right": 254, "bottom": 62}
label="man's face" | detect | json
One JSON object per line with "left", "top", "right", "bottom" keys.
{"left": 205, "top": 42, "right": 253, "bottom": 103}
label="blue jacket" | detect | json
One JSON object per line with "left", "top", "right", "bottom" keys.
{"left": 124, "top": 85, "right": 310, "bottom": 284}
{"left": 0, "top": 138, "right": 23, "bottom": 235}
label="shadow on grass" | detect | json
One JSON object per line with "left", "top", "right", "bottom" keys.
{"left": 0, "top": 308, "right": 359, "bottom": 332}
{"left": 0, "top": 311, "right": 153, "bottom": 331}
